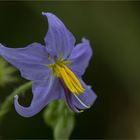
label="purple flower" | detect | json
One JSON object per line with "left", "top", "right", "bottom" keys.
{"left": 0, "top": 12, "right": 97, "bottom": 117}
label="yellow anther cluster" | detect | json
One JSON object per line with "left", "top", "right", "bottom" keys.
{"left": 48, "top": 58, "right": 84, "bottom": 95}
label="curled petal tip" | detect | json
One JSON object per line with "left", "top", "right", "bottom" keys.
{"left": 42, "top": 12, "right": 53, "bottom": 17}
{"left": 14, "top": 95, "right": 18, "bottom": 99}
{"left": 82, "top": 38, "right": 90, "bottom": 44}
{"left": 42, "top": 12, "right": 46, "bottom": 16}
{"left": 14, "top": 95, "right": 31, "bottom": 118}
{"left": 0, "top": 43, "right": 4, "bottom": 47}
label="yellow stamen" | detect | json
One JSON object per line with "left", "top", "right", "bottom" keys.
{"left": 60, "top": 68, "right": 77, "bottom": 94}
{"left": 64, "top": 65, "right": 84, "bottom": 91}
{"left": 48, "top": 58, "right": 84, "bottom": 95}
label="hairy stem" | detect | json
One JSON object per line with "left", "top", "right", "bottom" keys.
{"left": 0, "top": 81, "right": 32, "bottom": 121}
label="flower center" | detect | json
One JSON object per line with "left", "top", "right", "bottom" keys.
{"left": 48, "top": 58, "right": 84, "bottom": 95}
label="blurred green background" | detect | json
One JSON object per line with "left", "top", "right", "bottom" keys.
{"left": 0, "top": 1, "right": 140, "bottom": 139}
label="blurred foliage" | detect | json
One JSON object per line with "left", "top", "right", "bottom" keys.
{"left": 0, "top": 58, "right": 17, "bottom": 86}
{"left": 43, "top": 100, "right": 75, "bottom": 140}
{"left": 0, "top": 82, "right": 32, "bottom": 122}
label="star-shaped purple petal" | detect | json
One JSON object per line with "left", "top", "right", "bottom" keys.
{"left": 0, "top": 12, "right": 97, "bottom": 117}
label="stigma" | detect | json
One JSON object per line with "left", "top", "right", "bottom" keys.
{"left": 48, "top": 58, "right": 85, "bottom": 95}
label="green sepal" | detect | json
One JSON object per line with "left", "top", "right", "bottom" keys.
{"left": 43, "top": 100, "right": 75, "bottom": 140}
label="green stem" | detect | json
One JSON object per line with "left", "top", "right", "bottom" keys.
{"left": 0, "top": 81, "right": 32, "bottom": 121}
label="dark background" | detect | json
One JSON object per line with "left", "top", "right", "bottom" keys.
{"left": 0, "top": 1, "right": 140, "bottom": 139}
